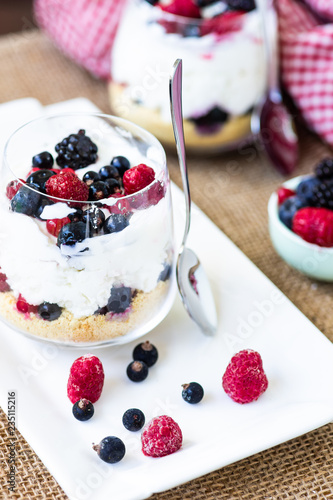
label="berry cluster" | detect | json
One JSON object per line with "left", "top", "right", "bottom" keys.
{"left": 126, "top": 340, "right": 159, "bottom": 382}
{"left": 277, "top": 158, "right": 333, "bottom": 247}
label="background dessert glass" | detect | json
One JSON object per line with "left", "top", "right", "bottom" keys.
{"left": 0, "top": 113, "right": 175, "bottom": 346}
{"left": 109, "top": 0, "right": 277, "bottom": 153}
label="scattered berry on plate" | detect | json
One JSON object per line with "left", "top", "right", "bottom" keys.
{"left": 181, "top": 382, "right": 204, "bottom": 404}
{"left": 6, "top": 179, "right": 24, "bottom": 200}
{"left": 73, "top": 398, "right": 94, "bottom": 422}
{"left": 314, "top": 157, "right": 333, "bottom": 181}
{"left": 126, "top": 360, "right": 149, "bottom": 382}
{"left": 122, "top": 408, "right": 145, "bottom": 431}
{"left": 123, "top": 164, "right": 155, "bottom": 195}
{"left": 92, "top": 436, "right": 126, "bottom": 464}
{"left": 38, "top": 302, "right": 63, "bottom": 321}
{"left": 45, "top": 172, "right": 89, "bottom": 202}
{"left": 55, "top": 129, "right": 98, "bottom": 170}
{"left": 110, "top": 156, "right": 130, "bottom": 177}
{"left": 132, "top": 341, "right": 158, "bottom": 367}
{"left": 88, "top": 181, "right": 109, "bottom": 201}
{"left": 292, "top": 207, "right": 333, "bottom": 247}
{"left": 222, "top": 349, "right": 268, "bottom": 404}
{"left": 107, "top": 286, "right": 132, "bottom": 313}
{"left": 141, "top": 415, "right": 183, "bottom": 457}
{"left": 57, "top": 221, "right": 90, "bottom": 247}
{"left": 32, "top": 151, "right": 54, "bottom": 169}
{"left": 277, "top": 187, "right": 295, "bottom": 205}
{"left": 46, "top": 217, "right": 71, "bottom": 237}
{"left": 11, "top": 185, "right": 41, "bottom": 216}
{"left": 103, "top": 214, "right": 129, "bottom": 234}
{"left": 278, "top": 196, "right": 306, "bottom": 230}
{"left": 67, "top": 354, "right": 105, "bottom": 404}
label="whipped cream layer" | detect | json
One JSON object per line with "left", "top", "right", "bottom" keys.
{"left": 111, "top": 1, "right": 276, "bottom": 121}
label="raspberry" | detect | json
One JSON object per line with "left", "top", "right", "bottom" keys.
{"left": 222, "top": 349, "right": 268, "bottom": 404}
{"left": 108, "top": 193, "right": 131, "bottom": 215}
{"left": 0, "top": 270, "right": 10, "bottom": 293}
{"left": 277, "top": 187, "right": 295, "bottom": 205}
{"left": 123, "top": 164, "right": 155, "bottom": 195}
{"left": 59, "top": 168, "right": 76, "bottom": 175}
{"left": 46, "top": 217, "right": 71, "bottom": 237}
{"left": 292, "top": 207, "right": 333, "bottom": 247}
{"left": 45, "top": 172, "right": 89, "bottom": 202}
{"left": 6, "top": 179, "right": 25, "bottom": 200}
{"left": 141, "top": 415, "right": 183, "bottom": 457}
{"left": 67, "top": 354, "right": 105, "bottom": 404}
{"left": 201, "top": 11, "right": 244, "bottom": 36}
{"left": 16, "top": 294, "right": 38, "bottom": 314}
{"left": 160, "top": 0, "right": 201, "bottom": 18}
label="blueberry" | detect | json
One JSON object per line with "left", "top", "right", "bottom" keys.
{"left": 105, "top": 178, "right": 121, "bottom": 195}
{"left": 26, "top": 169, "right": 57, "bottom": 192}
{"left": 32, "top": 151, "right": 54, "bottom": 169}
{"left": 226, "top": 0, "right": 255, "bottom": 12}
{"left": 278, "top": 196, "right": 306, "bottom": 229}
{"left": 111, "top": 156, "right": 130, "bottom": 177}
{"left": 57, "top": 221, "right": 89, "bottom": 247}
{"left": 103, "top": 214, "right": 129, "bottom": 234}
{"left": 107, "top": 286, "right": 132, "bottom": 313}
{"left": 73, "top": 399, "right": 94, "bottom": 421}
{"left": 99, "top": 165, "right": 120, "bottom": 181}
{"left": 35, "top": 197, "right": 54, "bottom": 219}
{"left": 158, "top": 263, "right": 171, "bottom": 282}
{"left": 68, "top": 208, "right": 83, "bottom": 222}
{"left": 92, "top": 436, "right": 125, "bottom": 464}
{"left": 38, "top": 302, "right": 62, "bottom": 321}
{"left": 83, "top": 171, "right": 100, "bottom": 186}
{"left": 182, "top": 382, "right": 204, "bottom": 404}
{"left": 11, "top": 185, "right": 41, "bottom": 215}
{"left": 133, "top": 341, "right": 158, "bottom": 367}
{"left": 296, "top": 176, "right": 320, "bottom": 204}
{"left": 94, "top": 305, "right": 108, "bottom": 315}
{"left": 82, "top": 207, "right": 105, "bottom": 233}
{"left": 126, "top": 360, "right": 149, "bottom": 382}
{"left": 88, "top": 181, "right": 109, "bottom": 201}
{"left": 122, "top": 408, "right": 145, "bottom": 431}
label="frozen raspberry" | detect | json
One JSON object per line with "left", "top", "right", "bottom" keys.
{"left": 123, "top": 164, "right": 155, "bottom": 195}
{"left": 45, "top": 172, "right": 89, "bottom": 202}
{"left": 292, "top": 207, "right": 333, "bottom": 247}
{"left": 222, "top": 349, "right": 268, "bottom": 404}
{"left": 46, "top": 217, "right": 71, "bottom": 237}
{"left": 0, "top": 270, "right": 10, "bottom": 293}
{"left": 67, "top": 354, "right": 105, "bottom": 404}
{"left": 16, "top": 294, "right": 38, "bottom": 314}
{"left": 6, "top": 179, "right": 25, "bottom": 200}
{"left": 141, "top": 415, "right": 183, "bottom": 457}
{"left": 277, "top": 187, "right": 295, "bottom": 205}
{"left": 160, "top": 0, "right": 201, "bottom": 18}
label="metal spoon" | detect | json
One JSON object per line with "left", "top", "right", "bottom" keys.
{"left": 251, "top": 0, "right": 298, "bottom": 174}
{"left": 169, "top": 59, "right": 217, "bottom": 336}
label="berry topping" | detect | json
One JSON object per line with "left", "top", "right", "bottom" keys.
{"left": 92, "top": 436, "right": 126, "bottom": 464}
{"left": 45, "top": 172, "right": 89, "bottom": 202}
{"left": 292, "top": 207, "right": 333, "bottom": 247}
{"left": 126, "top": 360, "right": 149, "bottom": 382}
{"left": 103, "top": 214, "right": 129, "bottom": 234}
{"left": 55, "top": 129, "right": 98, "bottom": 170}
{"left": 16, "top": 294, "right": 38, "bottom": 315}
{"left": 277, "top": 187, "right": 295, "bottom": 205}
{"left": 99, "top": 165, "right": 120, "bottom": 181}
{"left": 11, "top": 185, "right": 41, "bottom": 216}
{"left": 312, "top": 180, "right": 333, "bottom": 209}
{"left": 123, "top": 164, "right": 155, "bottom": 195}
{"left": 6, "top": 179, "right": 24, "bottom": 200}
{"left": 222, "top": 349, "right": 268, "bottom": 404}
{"left": 278, "top": 196, "right": 306, "bottom": 229}
{"left": 141, "top": 415, "right": 183, "bottom": 457}
{"left": 67, "top": 208, "right": 83, "bottom": 222}
{"left": 105, "top": 178, "right": 121, "bottom": 195}
{"left": 108, "top": 194, "right": 131, "bottom": 215}
{"left": 67, "top": 354, "right": 105, "bottom": 404}
{"left": 82, "top": 207, "right": 105, "bottom": 234}
{"left": 46, "top": 217, "right": 71, "bottom": 237}
{"left": 73, "top": 399, "right": 94, "bottom": 421}
{"left": 59, "top": 167, "right": 76, "bottom": 175}
{"left": 35, "top": 197, "right": 54, "bottom": 220}
{"left": 107, "top": 286, "right": 132, "bottom": 313}
{"left": 88, "top": 181, "right": 109, "bottom": 201}
{"left": 122, "top": 408, "right": 145, "bottom": 431}
{"left": 0, "top": 271, "right": 10, "bottom": 293}
{"left": 32, "top": 151, "right": 54, "bottom": 169}
{"left": 315, "top": 158, "right": 333, "bottom": 181}
{"left": 82, "top": 171, "right": 100, "bottom": 186}
{"left": 226, "top": 0, "right": 255, "bottom": 12}
{"left": 296, "top": 176, "right": 320, "bottom": 205}
{"left": 160, "top": 0, "right": 201, "bottom": 18}
{"left": 111, "top": 155, "right": 130, "bottom": 177}
{"left": 57, "top": 221, "right": 90, "bottom": 247}
{"left": 26, "top": 169, "right": 57, "bottom": 192}
{"left": 181, "top": 382, "right": 204, "bottom": 404}
{"left": 38, "top": 302, "right": 63, "bottom": 321}
{"left": 133, "top": 341, "right": 158, "bottom": 367}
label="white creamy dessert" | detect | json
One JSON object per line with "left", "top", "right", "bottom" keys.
{"left": 0, "top": 116, "right": 174, "bottom": 343}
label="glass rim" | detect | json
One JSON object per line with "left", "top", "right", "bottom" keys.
{"left": 3, "top": 111, "right": 168, "bottom": 205}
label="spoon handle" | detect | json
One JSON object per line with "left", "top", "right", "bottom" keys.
{"left": 169, "top": 59, "right": 191, "bottom": 248}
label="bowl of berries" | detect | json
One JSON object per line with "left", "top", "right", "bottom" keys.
{"left": 268, "top": 158, "right": 333, "bottom": 281}
{"left": 0, "top": 113, "right": 176, "bottom": 345}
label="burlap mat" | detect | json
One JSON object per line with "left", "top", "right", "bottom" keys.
{"left": 0, "top": 30, "right": 333, "bottom": 500}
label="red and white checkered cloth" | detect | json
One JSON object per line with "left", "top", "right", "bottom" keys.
{"left": 34, "top": 0, "right": 333, "bottom": 147}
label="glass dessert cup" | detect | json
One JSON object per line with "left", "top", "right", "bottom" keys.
{"left": 109, "top": 0, "right": 276, "bottom": 153}
{"left": 0, "top": 113, "right": 175, "bottom": 346}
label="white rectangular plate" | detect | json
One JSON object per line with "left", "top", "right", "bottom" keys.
{"left": 1, "top": 99, "right": 333, "bottom": 500}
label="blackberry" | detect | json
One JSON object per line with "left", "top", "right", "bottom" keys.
{"left": 133, "top": 341, "right": 158, "bottom": 367}
{"left": 107, "top": 286, "right": 132, "bottom": 313}
{"left": 99, "top": 165, "right": 120, "bottom": 181}
{"left": 55, "top": 129, "right": 98, "bottom": 170}
{"left": 88, "top": 181, "right": 109, "bottom": 201}
{"left": 32, "top": 151, "right": 54, "bottom": 169}
{"left": 312, "top": 181, "right": 333, "bottom": 210}
{"left": 314, "top": 158, "right": 333, "bottom": 181}
{"left": 83, "top": 171, "right": 100, "bottom": 186}
{"left": 182, "top": 382, "right": 204, "bottom": 404}
{"left": 226, "top": 0, "right": 255, "bottom": 11}
{"left": 126, "top": 360, "right": 149, "bottom": 382}
{"left": 93, "top": 436, "right": 125, "bottom": 464}
{"left": 122, "top": 408, "right": 145, "bottom": 431}
{"left": 73, "top": 399, "right": 94, "bottom": 421}
{"left": 82, "top": 207, "right": 105, "bottom": 233}
{"left": 111, "top": 156, "right": 130, "bottom": 177}
{"left": 38, "top": 302, "right": 62, "bottom": 321}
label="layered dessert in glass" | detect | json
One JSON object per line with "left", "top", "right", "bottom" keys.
{"left": 0, "top": 114, "right": 175, "bottom": 345}
{"left": 109, "top": 0, "right": 276, "bottom": 152}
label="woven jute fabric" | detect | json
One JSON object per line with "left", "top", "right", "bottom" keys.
{"left": 0, "top": 30, "right": 333, "bottom": 500}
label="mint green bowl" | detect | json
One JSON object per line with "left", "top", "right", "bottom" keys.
{"left": 268, "top": 176, "right": 333, "bottom": 281}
